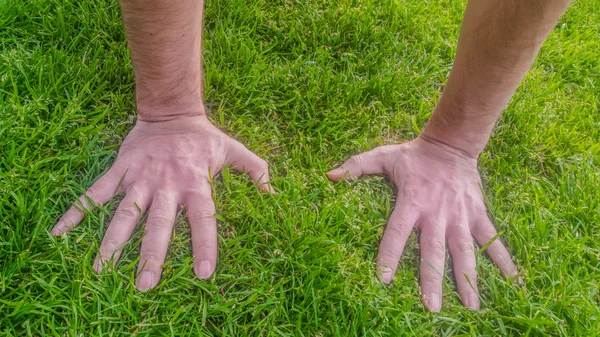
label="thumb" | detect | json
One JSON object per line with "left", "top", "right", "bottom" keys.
{"left": 226, "top": 139, "right": 275, "bottom": 194}
{"left": 327, "top": 149, "right": 384, "bottom": 181}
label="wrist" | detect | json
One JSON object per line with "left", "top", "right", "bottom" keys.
{"left": 415, "top": 135, "right": 478, "bottom": 168}
{"left": 131, "top": 114, "right": 211, "bottom": 137}
{"left": 136, "top": 101, "right": 206, "bottom": 122}
{"left": 421, "top": 103, "right": 494, "bottom": 159}
{"left": 420, "top": 125, "right": 484, "bottom": 160}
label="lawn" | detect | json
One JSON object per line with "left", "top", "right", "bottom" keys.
{"left": 1, "top": 0, "right": 599, "bottom": 335}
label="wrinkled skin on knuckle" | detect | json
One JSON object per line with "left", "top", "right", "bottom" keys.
{"left": 454, "top": 238, "right": 475, "bottom": 254}
{"left": 423, "top": 237, "right": 446, "bottom": 255}
{"left": 245, "top": 157, "right": 269, "bottom": 177}
{"left": 422, "top": 273, "right": 443, "bottom": 288}
{"left": 84, "top": 185, "right": 103, "bottom": 202}
{"left": 99, "top": 239, "right": 120, "bottom": 257}
{"left": 140, "top": 249, "right": 162, "bottom": 264}
{"left": 377, "top": 249, "right": 397, "bottom": 265}
{"left": 189, "top": 205, "right": 216, "bottom": 220}
{"left": 194, "top": 237, "right": 217, "bottom": 254}
{"left": 386, "top": 222, "right": 412, "bottom": 240}
{"left": 147, "top": 210, "right": 173, "bottom": 228}
{"left": 257, "top": 158, "right": 269, "bottom": 172}
{"left": 116, "top": 204, "right": 140, "bottom": 220}
{"left": 348, "top": 154, "right": 363, "bottom": 168}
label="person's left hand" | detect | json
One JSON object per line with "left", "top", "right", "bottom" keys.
{"left": 327, "top": 137, "right": 519, "bottom": 311}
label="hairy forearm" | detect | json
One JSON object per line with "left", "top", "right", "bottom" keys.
{"left": 422, "top": 0, "right": 571, "bottom": 158}
{"left": 119, "top": 0, "right": 204, "bottom": 121}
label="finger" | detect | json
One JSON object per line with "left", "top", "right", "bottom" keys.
{"left": 226, "top": 140, "right": 274, "bottom": 193}
{"left": 326, "top": 148, "right": 385, "bottom": 181}
{"left": 185, "top": 185, "right": 218, "bottom": 280}
{"left": 447, "top": 223, "right": 479, "bottom": 310}
{"left": 419, "top": 218, "right": 447, "bottom": 312}
{"left": 93, "top": 185, "right": 151, "bottom": 273}
{"left": 472, "top": 216, "right": 519, "bottom": 281}
{"left": 376, "top": 201, "right": 419, "bottom": 284}
{"left": 136, "top": 191, "right": 178, "bottom": 292}
{"left": 51, "top": 167, "right": 125, "bottom": 236}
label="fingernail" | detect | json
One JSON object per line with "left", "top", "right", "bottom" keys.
{"left": 137, "top": 271, "right": 154, "bottom": 292}
{"left": 326, "top": 168, "right": 343, "bottom": 178}
{"left": 425, "top": 293, "right": 441, "bottom": 312}
{"left": 260, "top": 184, "right": 277, "bottom": 195}
{"left": 93, "top": 256, "right": 102, "bottom": 273}
{"left": 468, "top": 293, "right": 480, "bottom": 310}
{"left": 51, "top": 222, "right": 64, "bottom": 235}
{"left": 195, "top": 260, "right": 213, "bottom": 279}
{"left": 378, "top": 266, "right": 393, "bottom": 284}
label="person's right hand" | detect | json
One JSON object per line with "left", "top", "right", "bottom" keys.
{"left": 52, "top": 114, "right": 273, "bottom": 291}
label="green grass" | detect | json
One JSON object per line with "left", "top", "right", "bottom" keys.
{"left": 1, "top": 0, "right": 599, "bottom": 335}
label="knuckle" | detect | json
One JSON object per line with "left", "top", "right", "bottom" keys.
{"left": 194, "top": 237, "right": 216, "bottom": 252}
{"left": 153, "top": 189, "right": 173, "bottom": 200}
{"left": 100, "top": 239, "right": 120, "bottom": 257}
{"left": 461, "top": 272, "right": 478, "bottom": 284}
{"left": 124, "top": 183, "right": 145, "bottom": 195}
{"left": 190, "top": 207, "right": 216, "bottom": 220}
{"left": 105, "top": 238, "right": 119, "bottom": 248}
{"left": 140, "top": 249, "right": 162, "bottom": 263}
{"left": 387, "top": 223, "right": 411, "bottom": 239}
{"left": 424, "top": 238, "right": 446, "bottom": 255}
{"left": 187, "top": 182, "right": 212, "bottom": 197}
{"left": 147, "top": 211, "right": 172, "bottom": 228}
{"left": 378, "top": 250, "right": 398, "bottom": 264}
{"left": 348, "top": 155, "right": 362, "bottom": 166}
{"left": 455, "top": 239, "right": 475, "bottom": 254}
{"left": 116, "top": 205, "right": 139, "bottom": 220}
{"left": 195, "top": 178, "right": 211, "bottom": 190}
{"left": 86, "top": 185, "right": 100, "bottom": 197}
{"left": 474, "top": 223, "right": 497, "bottom": 239}
{"left": 65, "top": 206, "right": 82, "bottom": 217}
{"left": 423, "top": 274, "right": 443, "bottom": 288}
{"left": 256, "top": 158, "right": 269, "bottom": 171}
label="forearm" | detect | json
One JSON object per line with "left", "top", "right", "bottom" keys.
{"left": 119, "top": 0, "right": 205, "bottom": 121}
{"left": 422, "top": 0, "right": 570, "bottom": 158}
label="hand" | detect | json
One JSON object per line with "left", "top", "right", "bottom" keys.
{"left": 52, "top": 115, "right": 273, "bottom": 291}
{"left": 327, "top": 137, "right": 518, "bottom": 311}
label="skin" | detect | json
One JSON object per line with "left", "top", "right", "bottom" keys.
{"left": 51, "top": 0, "right": 274, "bottom": 291}
{"left": 52, "top": 0, "right": 571, "bottom": 312}
{"left": 328, "top": 0, "right": 571, "bottom": 311}
{"left": 52, "top": 116, "right": 273, "bottom": 291}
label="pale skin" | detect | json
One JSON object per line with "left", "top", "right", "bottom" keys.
{"left": 51, "top": 0, "right": 275, "bottom": 291}
{"left": 53, "top": 0, "right": 571, "bottom": 311}
{"left": 329, "top": 0, "right": 571, "bottom": 311}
